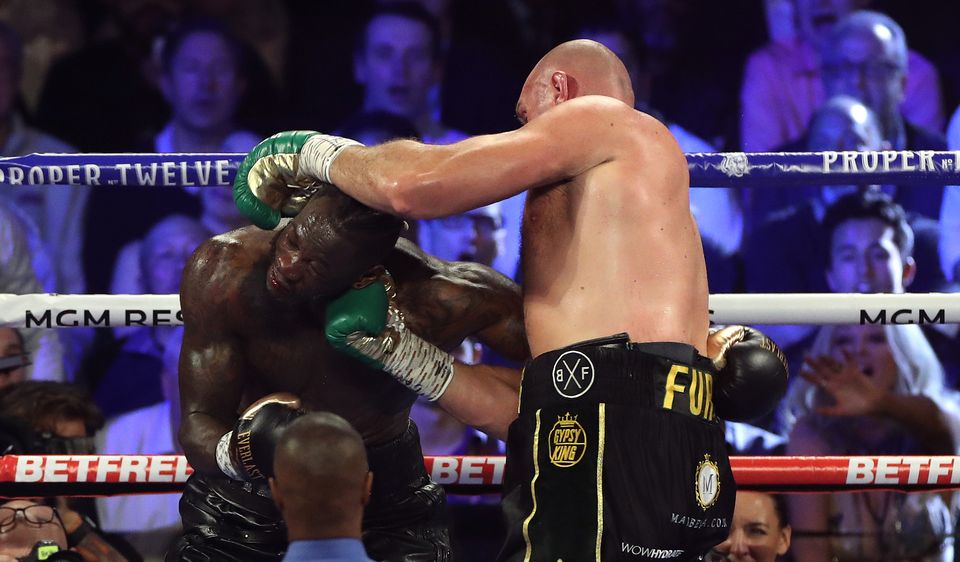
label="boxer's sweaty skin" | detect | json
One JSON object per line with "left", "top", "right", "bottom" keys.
{"left": 518, "top": 107, "right": 709, "bottom": 357}
{"left": 178, "top": 198, "right": 526, "bottom": 475}
{"left": 331, "top": 47, "right": 709, "bottom": 357}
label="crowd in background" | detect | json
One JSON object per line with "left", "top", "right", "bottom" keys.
{"left": 1, "top": 0, "right": 960, "bottom": 561}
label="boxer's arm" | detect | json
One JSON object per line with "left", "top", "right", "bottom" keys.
{"left": 387, "top": 240, "right": 529, "bottom": 361}
{"left": 330, "top": 96, "right": 638, "bottom": 218}
{"left": 178, "top": 247, "right": 246, "bottom": 475}
{"left": 437, "top": 362, "right": 521, "bottom": 440}
{"left": 428, "top": 262, "right": 529, "bottom": 362}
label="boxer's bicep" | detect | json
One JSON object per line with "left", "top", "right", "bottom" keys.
{"left": 426, "top": 263, "right": 528, "bottom": 361}
{"left": 178, "top": 318, "right": 246, "bottom": 474}
{"left": 468, "top": 274, "right": 528, "bottom": 362}
{"left": 332, "top": 98, "right": 623, "bottom": 219}
{"left": 178, "top": 250, "right": 247, "bottom": 474}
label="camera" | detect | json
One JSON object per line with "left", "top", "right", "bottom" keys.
{"left": 16, "top": 540, "right": 84, "bottom": 562}
{"left": 0, "top": 416, "right": 94, "bottom": 456}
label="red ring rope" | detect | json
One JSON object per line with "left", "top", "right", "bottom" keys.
{"left": 3, "top": 454, "right": 960, "bottom": 498}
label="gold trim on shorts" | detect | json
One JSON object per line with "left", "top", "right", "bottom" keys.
{"left": 595, "top": 403, "right": 606, "bottom": 561}
{"left": 522, "top": 409, "right": 542, "bottom": 562}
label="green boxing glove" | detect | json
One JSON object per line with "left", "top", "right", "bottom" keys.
{"left": 233, "top": 130, "right": 363, "bottom": 229}
{"left": 325, "top": 269, "right": 455, "bottom": 401}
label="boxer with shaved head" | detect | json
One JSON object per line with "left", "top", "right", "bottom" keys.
{"left": 237, "top": 40, "right": 788, "bottom": 561}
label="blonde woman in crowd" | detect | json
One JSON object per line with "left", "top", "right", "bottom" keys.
{"left": 784, "top": 324, "right": 959, "bottom": 561}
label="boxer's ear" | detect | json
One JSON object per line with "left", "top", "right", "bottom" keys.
{"left": 551, "top": 71, "right": 577, "bottom": 104}
{"left": 268, "top": 477, "right": 284, "bottom": 511}
{"left": 363, "top": 471, "right": 374, "bottom": 506}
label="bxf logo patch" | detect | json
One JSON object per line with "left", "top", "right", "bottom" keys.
{"left": 551, "top": 350, "right": 595, "bottom": 399}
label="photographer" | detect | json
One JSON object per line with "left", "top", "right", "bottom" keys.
{"left": 0, "top": 383, "right": 133, "bottom": 562}
{"left": 0, "top": 499, "right": 81, "bottom": 562}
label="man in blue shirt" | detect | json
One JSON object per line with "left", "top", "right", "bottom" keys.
{"left": 270, "top": 412, "right": 375, "bottom": 562}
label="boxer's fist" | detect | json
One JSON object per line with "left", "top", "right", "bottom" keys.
{"left": 233, "top": 130, "right": 362, "bottom": 229}
{"left": 325, "top": 269, "right": 395, "bottom": 370}
{"left": 326, "top": 269, "right": 454, "bottom": 401}
{"left": 216, "top": 393, "right": 305, "bottom": 481}
{"left": 708, "top": 326, "right": 788, "bottom": 422}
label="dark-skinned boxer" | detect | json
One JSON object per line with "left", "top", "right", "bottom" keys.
{"left": 169, "top": 187, "right": 528, "bottom": 562}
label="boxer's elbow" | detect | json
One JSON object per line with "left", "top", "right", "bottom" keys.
{"left": 179, "top": 412, "right": 223, "bottom": 475}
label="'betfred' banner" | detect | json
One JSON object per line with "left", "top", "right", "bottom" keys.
{"left": 7, "top": 455, "right": 960, "bottom": 498}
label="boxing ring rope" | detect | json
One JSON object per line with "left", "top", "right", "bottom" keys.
{"left": 1, "top": 293, "right": 958, "bottom": 328}
{"left": 0, "top": 150, "right": 958, "bottom": 187}
{"left": 1, "top": 150, "right": 958, "bottom": 503}
{"left": 2, "top": 455, "right": 960, "bottom": 498}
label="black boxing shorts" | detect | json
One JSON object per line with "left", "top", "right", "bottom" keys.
{"left": 498, "top": 334, "right": 735, "bottom": 562}
{"left": 166, "top": 421, "right": 451, "bottom": 562}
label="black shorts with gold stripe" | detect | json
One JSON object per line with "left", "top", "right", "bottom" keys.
{"left": 497, "top": 334, "right": 735, "bottom": 562}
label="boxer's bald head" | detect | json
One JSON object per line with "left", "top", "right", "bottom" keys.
{"left": 516, "top": 40, "right": 634, "bottom": 124}
{"left": 269, "top": 412, "right": 372, "bottom": 540}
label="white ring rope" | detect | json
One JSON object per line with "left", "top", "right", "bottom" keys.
{"left": 0, "top": 293, "right": 957, "bottom": 328}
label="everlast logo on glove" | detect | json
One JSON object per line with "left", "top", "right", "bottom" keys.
{"left": 658, "top": 363, "right": 716, "bottom": 422}
{"left": 226, "top": 393, "right": 306, "bottom": 481}
{"left": 235, "top": 431, "right": 257, "bottom": 478}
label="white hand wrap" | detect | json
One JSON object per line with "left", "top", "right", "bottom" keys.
{"left": 346, "top": 303, "right": 455, "bottom": 401}
{"left": 216, "top": 431, "right": 244, "bottom": 480}
{"left": 299, "top": 134, "right": 363, "bottom": 184}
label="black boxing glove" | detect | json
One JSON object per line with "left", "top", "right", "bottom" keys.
{"left": 216, "top": 393, "right": 305, "bottom": 481}
{"left": 708, "top": 326, "right": 789, "bottom": 423}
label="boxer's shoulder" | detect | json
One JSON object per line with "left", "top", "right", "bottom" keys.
{"left": 182, "top": 229, "right": 267, "bottom": 313}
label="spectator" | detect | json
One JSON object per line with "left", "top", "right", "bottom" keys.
{"left": 96, "top": 327, "right": 183, "bottom": 562}
{"left": 0, "top": 381, "right": 102, "bottom": 456}
{"left": 743, "top": 98, "right": 883, "bottom": 364}
{"left": 96, "top": 215, "right": 208, "bottom": 418}
{"left": 740, "top": 0, "right": 943, "bottom": 152}
{"left": 783, "top": 324, "right": 958, "bottom": 561}
{"left": 85, "top": 19, "right": 257, "bottom": 294}
{"left": 0, "top": 382, "right": 131, "bottom": 562}
{"left": 351, "top": 2, "right": 526, "bottom": 279}
{"left": 0, "top": 200, "right": 64, "bottom": 382}
{"left": 0, "top": 500, "right": 69, "bottom": 560}
{"left": 270, "top": 412, "right": 375, "bottom": 562}
{"left": 0, "top": 21, "right": 88, "bottom": 297}
{"left": 0, "top": 328, "right": 29, "bottom": 390}
{"left": 821, "top": 192, "right": 960, "bottom": 385}
{"left": 747, "top": 95, "right": 886, "bottom": 229}
{"left": 710, "top": 491, "right": 792, "bottom": 562}
{"left": 155, "top": 18, "right": 259, "bottom": 237}
{"left": 817, "top": 10, "right": 946, "bottom": 219}
{"left": 353, "top": 1, "right": 460, "bottom": 144}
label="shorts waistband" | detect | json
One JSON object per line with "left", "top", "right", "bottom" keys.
{"left": 520, "top": 333, "right": 718, "bottom": 423}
